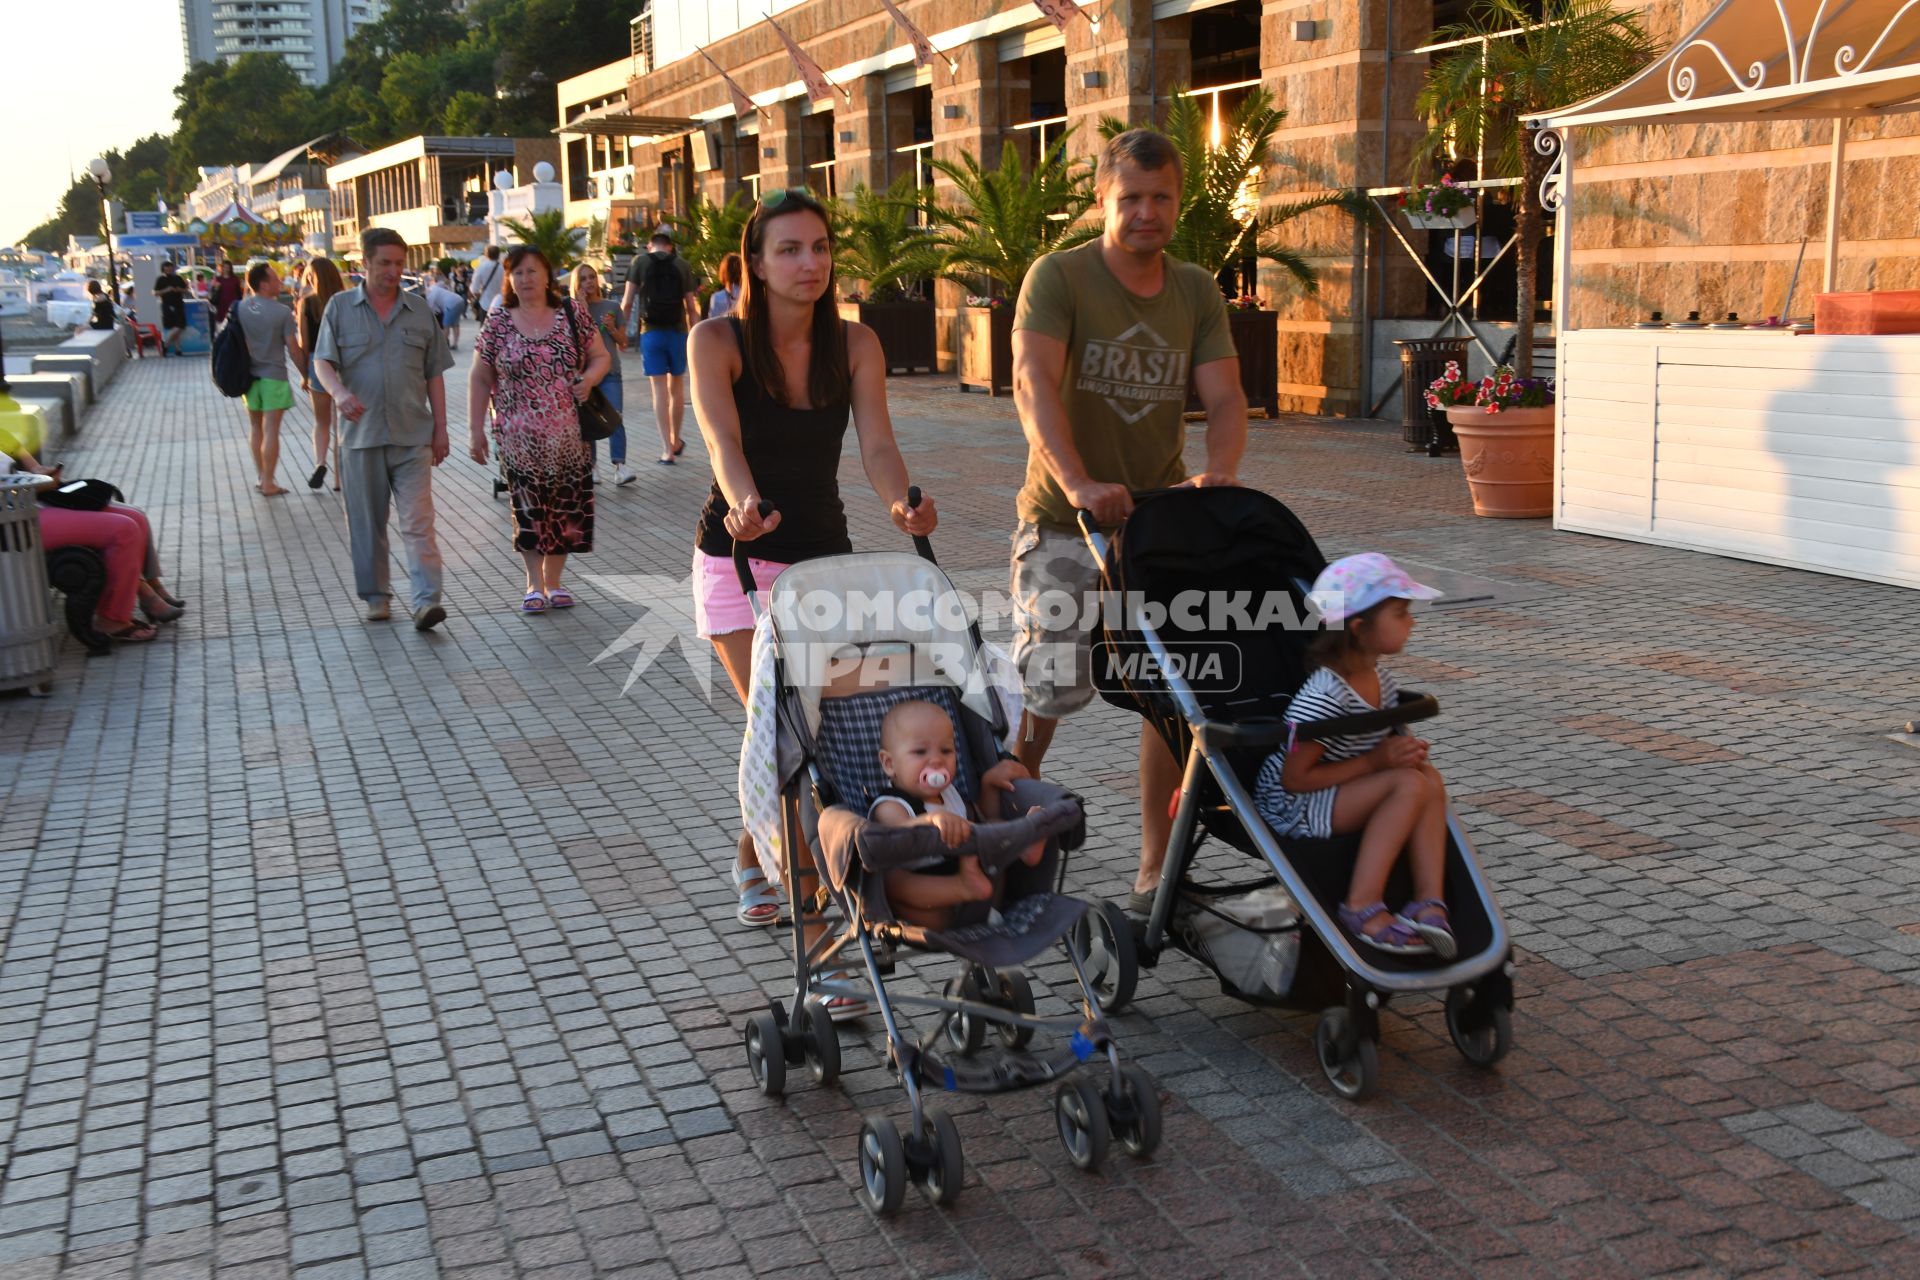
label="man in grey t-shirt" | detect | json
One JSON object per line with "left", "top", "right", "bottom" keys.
{"left": 234, "top": 262, "right": 304, "bottom": 496}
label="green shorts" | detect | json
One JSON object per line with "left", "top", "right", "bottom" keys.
{"left": 245, "top": 378, "right": 294, "bottom": 412}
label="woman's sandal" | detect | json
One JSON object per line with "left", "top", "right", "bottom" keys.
{"left": 733, "top": 864, "right": 780, "bottom": 927}
{"left": 104, "top": 622, "right": 159, "bottom": 644}
{"left": 1399, "top": 899, "right": 1457, "bottom": 960}
{"left": 1337, "top": 901, "right": 1432, "bottom": 957}
{"left": 547, "top": 587, "right": 575, "bottom": 609}
{"left": 521, "top": 590, "right": 547, "bottom": 614}
{"left": 811, "top": 968, "right": 870, "bottom": 1022}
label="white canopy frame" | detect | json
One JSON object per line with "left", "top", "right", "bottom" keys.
{"left": 1528, "top": 0, "right": 1920, "bottom": 328}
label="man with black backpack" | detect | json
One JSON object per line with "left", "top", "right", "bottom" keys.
{"left": 618, "top": 228, "right": 699, "bottom": 467}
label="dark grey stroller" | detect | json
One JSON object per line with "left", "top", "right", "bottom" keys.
{"left": 1071, "top": 486, "right": 1516, "bottom": 1101}
{"left": 732, "top": 494, "right": 1162, "bottom": 1213}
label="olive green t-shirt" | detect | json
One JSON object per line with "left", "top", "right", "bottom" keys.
{"left": 1012, "top": 239, "right": 1236, "bottom": 529}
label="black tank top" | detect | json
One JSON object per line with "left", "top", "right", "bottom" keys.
{"left": 695, "top": 318, "right": 854, "bottom": 564}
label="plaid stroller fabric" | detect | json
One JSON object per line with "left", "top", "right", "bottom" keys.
{"left": 815, "top": 685, "right": 980, "bottom": 811}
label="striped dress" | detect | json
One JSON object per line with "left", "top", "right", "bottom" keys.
{"left": 1253, "top": 665, "right": 1402, "bottom": 839}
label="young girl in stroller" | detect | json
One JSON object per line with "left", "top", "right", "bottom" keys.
{"left": 869, "top": 699, "right": 1047, "bottom": 926}
{"left": 1253, "top": 553, "right": 1457, "bottom": 959}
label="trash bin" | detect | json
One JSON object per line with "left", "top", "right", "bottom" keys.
{"left": 0, "top": 474, "right": 59, "bottom": 696}
{"left": 1394, "top": 338, "right": 1469, "bottom": 456}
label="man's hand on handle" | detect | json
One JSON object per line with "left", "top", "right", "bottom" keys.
{"left": 890, "top": 491, "right": 937, "bottom": 536}
{"left": 1179, "top": 471, "right": 1240, "bottom": 490}
{"left": 1064, "top": 479, "right": 1133, "bottom": 526}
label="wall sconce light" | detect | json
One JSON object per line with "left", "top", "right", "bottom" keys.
{"left": 1293, "top": 20, "right": 1322, "bottom": 40}
{"left": 1081, "top": 71, "right": 1104, "bottom": 89}
{"left": 762, "top": 146, "right": 777, "bottom": 158}
{"left": 941, "top": 104, "right": 963, "bottom": 119}
{"left": 838, "top": 130, "right": 855, "bottom": 144}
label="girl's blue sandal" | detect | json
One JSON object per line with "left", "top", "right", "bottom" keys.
{"left": 1399, "top": 899, "right": 1457, "bottom": 959}
{"left": 1338, "top": 901, "right": 1432, "bottom": 956}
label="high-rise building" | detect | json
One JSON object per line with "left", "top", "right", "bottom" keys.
{"left": 179, "top": 0, "right": 386, "bottom": 85}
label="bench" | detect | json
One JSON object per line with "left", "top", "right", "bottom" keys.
{"left": 31, "top": 329, "right": 130, "bottom": 400}
{"left": 45, "top": 546, "right": 110, "bottom": 655}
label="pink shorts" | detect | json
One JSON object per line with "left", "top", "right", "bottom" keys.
{"left": 693, "top": 548, "right": 790, "bottom": 638}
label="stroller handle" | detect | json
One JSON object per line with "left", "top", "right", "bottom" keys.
{"left": 731, "top": 500, "right": 777, "bottom": 597}
{"left": 1292, "top": 693, "right": 1440, "bottom": 743}
{"left": 904, "top": 485, "right": 936, "bottom": 566}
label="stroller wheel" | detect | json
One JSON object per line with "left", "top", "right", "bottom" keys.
{"left": 1106, "top": 1062, "right": 1162, "bottom": 1158}
{"left": 1054, "top": 1077, "right": 1111, "bottom": 1172}
{"left": 1445, "top": 987, "right": 1512, "bottom": 1068}
{"left": 1071, "top": 902, "right": 1139, "bottom": 1014}
{"left": 857, "top": 1115, "right": 908, "bottom": 1215}
{"left": 744, "top": 1011, "right": 786, "bottom": 1097}
{"left": 801, "top": 996, "right": 841, "bottom": 1086}
{"left": 1314, "top": 1008, "right": 1379, "bottom": 1102}
{"left": 942, "top": 974, "right": 987, "bottom": 1056}
{"left": 995, "top": 971, "right": 1036, "bottom": 1051}
{"left": 922, "top": 1110, "right": 964, "bottom": 1206}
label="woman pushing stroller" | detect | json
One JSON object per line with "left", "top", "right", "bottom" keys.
{"left": 1254, "top": 553, "right": 1456, "bottom": 959}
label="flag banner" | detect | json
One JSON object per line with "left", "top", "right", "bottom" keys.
{"left": 1032, "top": 0, "right": 1096, "bottom": 34}
{"left": 766, "top": 16, "right": 844, "bottom": 104}
{"left": 878, "top": 0, "right": 944, "bottom": 70}
{"left": 699, "top": 47, "right": 760, "bottom": 119}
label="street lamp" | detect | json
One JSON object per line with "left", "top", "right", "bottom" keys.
{"left": 86, "top": 157, "right": 120, "bottom": 306}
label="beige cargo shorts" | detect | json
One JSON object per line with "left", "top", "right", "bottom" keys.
{"left": 1008, "top": 519, "right": 1106, "bottom": 719}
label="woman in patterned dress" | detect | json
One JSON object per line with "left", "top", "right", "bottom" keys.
{"left": 466, "top": 246, "right": 612, "bottom": 613}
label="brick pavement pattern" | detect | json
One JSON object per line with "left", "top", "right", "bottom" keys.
{"left": 2, "top": 355, "right": 1919, "bottom": 1278}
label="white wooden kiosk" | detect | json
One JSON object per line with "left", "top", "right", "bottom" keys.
{"left": 1530, "top": 0, "right": 1920, "bottom": 590}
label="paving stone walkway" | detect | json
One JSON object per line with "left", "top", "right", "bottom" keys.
{"left": 3, "top": 353, "right": 1919, "bottom": 1279}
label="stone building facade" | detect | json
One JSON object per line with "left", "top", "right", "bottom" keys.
{"left": 606, "top": 0, "right": 1920, "bottom": 418}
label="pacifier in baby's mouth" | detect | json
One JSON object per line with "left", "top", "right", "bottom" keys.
{"left": 918, "top": 767, "right": 951, "bottom": 792}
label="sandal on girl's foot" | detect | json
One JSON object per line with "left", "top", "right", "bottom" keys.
{"left": 104, "top": 622, "right": 159, "bottom": 644}
{"left": 1126, "top": 889, "right": 1155, "bottom": 918}
{"left": 672, "top": 439, "right": 685, "bottom": 456}
{"left": 1398, "top": 899, "right": 1457, "bottom": 959}
{"left": 546, "top": 587, "right": 575, "bottom": 609}
{"left": 308, "top": 464, "right": 327, "bottom": 490}
{"left": 521, "top": 590, "right": 548, "bottom": 614}
{"left": 139, "top": 595, "right": 184, "bottom": 624}
{"left": 150, "top": 586, "right": 186, "bottom": 608}
{"left": 811, "top": 968, "right": 870, "bottom": 1022}
{"left": 733, "top": 864, "right": 781, "bottom": 927}
{"left": 1337, "top": 901, "right": 1432, "bottom": 957}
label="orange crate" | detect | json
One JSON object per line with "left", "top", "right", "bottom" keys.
{"left": 1814, "top": 290, "right": 1920, "bottom": 335}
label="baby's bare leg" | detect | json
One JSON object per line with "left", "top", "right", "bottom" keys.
{"left": 886, "top": 861, "right": 994, "bottom": 910}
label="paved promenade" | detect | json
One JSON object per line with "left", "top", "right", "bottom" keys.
{"left": 3, "top": 352, "right": 1920, "bottom": 1279}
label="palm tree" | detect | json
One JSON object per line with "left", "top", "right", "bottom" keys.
{"left": 833, "top": 176, "right": 941, "bottom": 301}
{"left": 499, "top": 209, "right": 582, "bottom": 272}
{"left": 1415, "top": 0, "right": 1658, "bottom": 376}
{"left": 665, "top": 192, "right": 753, "bottom": 289}
{"left": 1100, "top": 87, "right": 1368, "bottom": 296}
{"left": 920, "top": 131, "right": 1098, "bottom": 300}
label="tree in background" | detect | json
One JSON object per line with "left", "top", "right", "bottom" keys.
{"left": 499, "top": 210, "right": 581, "bottom": 273}
{"left": 22, "top": 135, "right": 172, "bottom": 252}
{"left": 1415, "top": 0, "right": 1658, "bottom": 376}
{"left": 169, "top": 55, "right": 318, "bottom": 193}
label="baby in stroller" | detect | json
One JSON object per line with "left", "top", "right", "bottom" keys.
{"left": 1253, "top": 552, "right": 1456, "bottom": 959}
{"left": 869, "top": 699, "right": 1046, "bottom": 926}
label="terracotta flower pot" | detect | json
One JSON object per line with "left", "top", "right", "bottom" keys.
{"left": 1445, "top": 405, "right": 1554, "bottom": 518}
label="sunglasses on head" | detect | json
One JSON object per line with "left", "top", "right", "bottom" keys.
{"left": 759, "top": 186, "right": 816, "bottom": 210}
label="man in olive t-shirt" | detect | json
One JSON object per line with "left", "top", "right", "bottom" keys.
{"left": 1008, "top": 127, "right": 1248, "bottom": 915}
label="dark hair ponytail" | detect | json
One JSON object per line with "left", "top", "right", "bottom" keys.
{"left": 736, "top": 189, "right": 848, "bottom": 410}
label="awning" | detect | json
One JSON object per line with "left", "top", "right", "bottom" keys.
{"left": 1530, "top": 0, "right": 1920, "bottom": 129}
{"left": 249, "top": 132, "right": 364, "bottom": 186}
{"left": 555, "top": 101, "right": 700, "bottom": 139}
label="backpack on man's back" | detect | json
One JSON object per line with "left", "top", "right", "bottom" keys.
{"left": 211, "top": 312, "right": 254, "bottom": 398}
{"left": 642, "top": 253, "right": 685, "bottom": 328}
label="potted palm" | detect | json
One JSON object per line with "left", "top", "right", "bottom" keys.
{"left": 834, "top": 176, "right": 941, "bottom": 373}
{"left": 921, "top": 133, "right": 1097, "bottom": 395}
{"left": 1102, "top": 88, "right": 1367, "bottom": 418}
{"left": 666, "top": 192, "right": 753, "bottom": 302}
{"left": 499, "top": 210, "right": 583, "bottom": 272}
{"left": 1415, "top": 0, "right": 1658, "bottom": 378}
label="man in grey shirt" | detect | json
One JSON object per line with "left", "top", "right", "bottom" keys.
{"left": 234, "top": 262, "right": 304, "bottom": 496}
{"left": 312, "top": 227, "right": 454, "bottom": 631}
